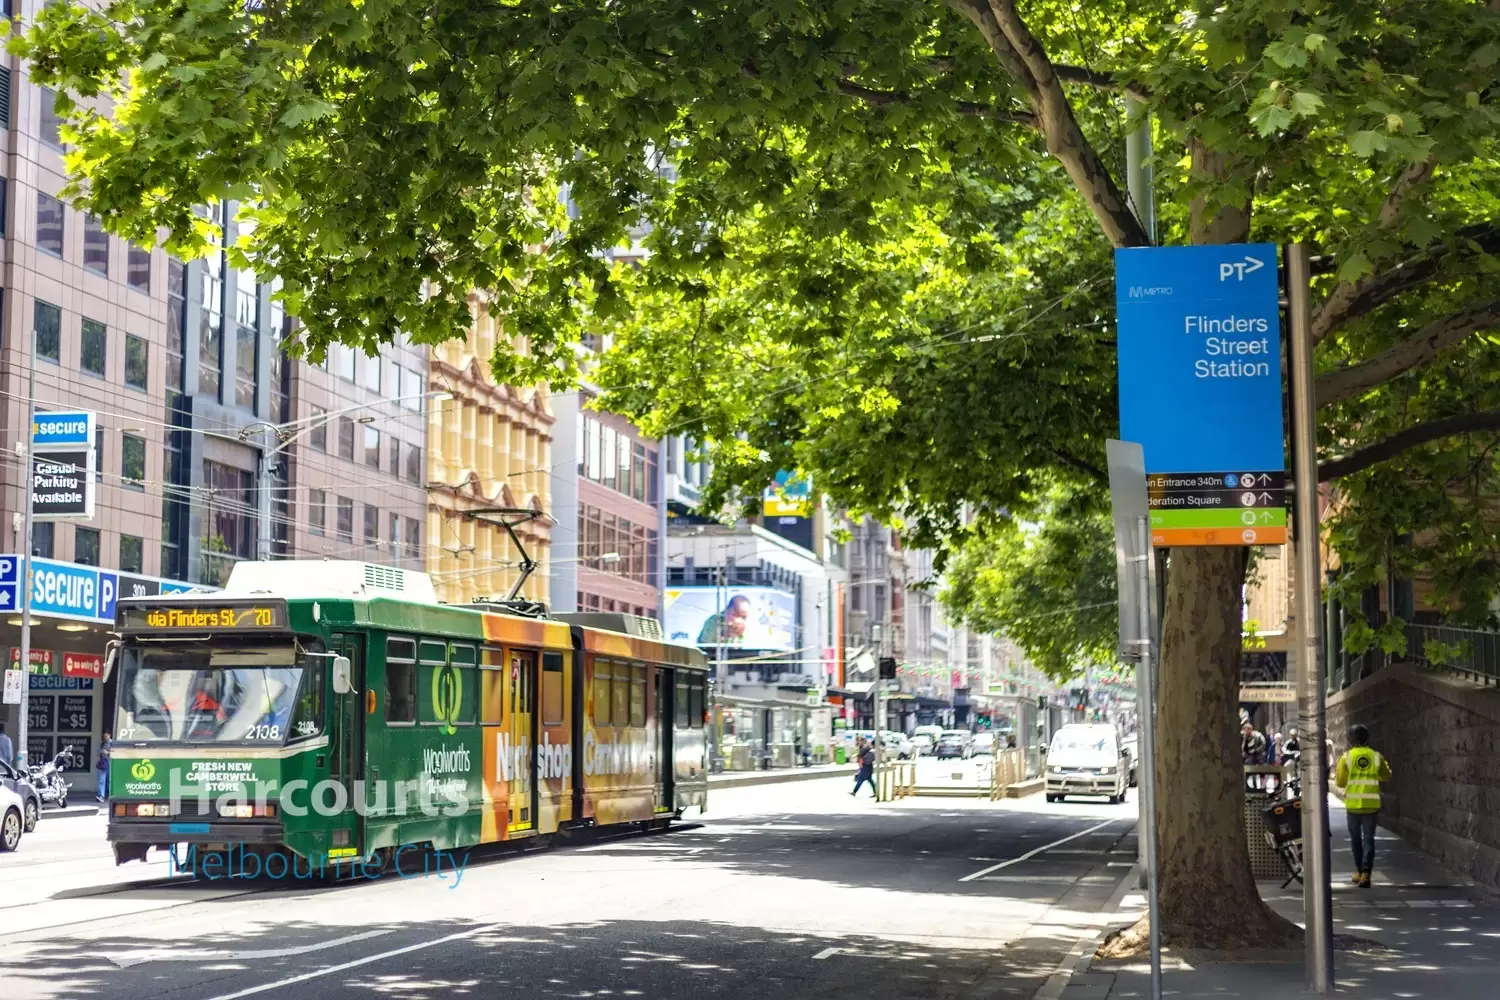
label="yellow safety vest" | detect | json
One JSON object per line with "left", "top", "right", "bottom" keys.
{"left": 1341, "top": 748, "right": 1385, "bottom": 813}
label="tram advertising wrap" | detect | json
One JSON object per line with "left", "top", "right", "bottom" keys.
{"left": 664, "top": 586, "right": 797, "bottom": 651}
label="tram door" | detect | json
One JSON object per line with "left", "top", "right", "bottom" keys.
{"left": 328, "top": 634, "right": 365, "bottom": 853}
{"left": 656, "top": 668, "right": 674, "bottom": 812}
{"left": 507, "top": 650, "right": 536, "bottom": 834}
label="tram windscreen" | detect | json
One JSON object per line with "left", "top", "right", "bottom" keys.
{"left": 114, "top": 644, "right": 320, "bottom": 744}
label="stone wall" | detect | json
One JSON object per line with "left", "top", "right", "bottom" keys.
{"left": 1327, "top": 665, "right": 1500, "bottom": 887}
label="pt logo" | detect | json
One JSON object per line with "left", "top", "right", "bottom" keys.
{"left": 130, "top": 759, "right": 156, "bottom": 781}
{"left": 432, "top": 663, "right": 463, "bottom": 735}
{"left": 1355, "top": 754, "right": 1372, "bottom": 770}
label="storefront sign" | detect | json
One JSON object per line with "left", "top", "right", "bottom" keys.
{"left": 27, "top": 696, "right": 54, "bottom": 732}
{"left": 28, "top": 674, "right": 94, "bottom": 690}
{"left": 56, "top": 694, "right": 93, "bottom": 732}
{"left": 27, "top": 735, "right": 52, "bottom": 766}
{"left": 62, "top": 652, "right": 104, "bottom": 679}
{"left": 0, "top": 555, "right": 200, "bottom": 625}
{"left": 30, "top": 411, "right": 96, "bottom": 522}
{"left": 9, "top": 647, "right": 54, "bottom": 673}
{"left": 1, "top": 669, "right": 21, "bottom": 705}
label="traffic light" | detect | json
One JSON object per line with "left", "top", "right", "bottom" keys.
{"left": 878, "top": 657, "right": 897, "bottom": 680}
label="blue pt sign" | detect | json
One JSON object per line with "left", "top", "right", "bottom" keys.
{"left": 1115, "top": 243, "right": 1287, "bottom": 547}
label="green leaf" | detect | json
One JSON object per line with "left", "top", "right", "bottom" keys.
{"left": 1336, "top": 251, "right": 1373, "bottom": 283}
{"left": 279, "top": 99, "right": 335, "bottom": 129}
{"left": 1265, "top": 40, "right": 1309, "bottom": 68}
{"left": 1289, "top": 90, "right": 1324, "bottom": 119}
{"left": 1250, "top": 103, "right": 1295, "bottom": 136}
{"left": 1349, "top": 130, "right": 1388, "bottom": 157}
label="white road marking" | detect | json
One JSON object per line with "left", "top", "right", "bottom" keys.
{"left": 812, "top": 946, "right": 841, "bottom": 959}
{"left": 197, "top": 925, "right": 501, "bottom": 1000}
{"left": 110, "top": 930, "right": 392, "bottom": 968}
{"left": 958, "top": 819, "right": 1119, "bottom": 882}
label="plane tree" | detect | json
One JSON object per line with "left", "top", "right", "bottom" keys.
{"left": 23, "top": 0, "right": 1500, "bottom": 950}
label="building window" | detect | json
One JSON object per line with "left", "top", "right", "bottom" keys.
{"left": 31, "top": 522, "right": 54, "bottom": 559}
{"left": 388, "top": 435, "right": 400, "bottom": 476}
{"left": 400, "top": 366, "right": 422, "bottom": 408}
{"left": 94, "top": 427, "right": 103, "bottom": 483}
{"left": 337, "top": 417, "right": 354, "bottom": 460}
{"left": 235, "top": 321, "right": 257, "bottom": 410}
{"left": 166, "top": 258, "right": 186, "bottom": 394}
{"left": 0, "top": 178, "right": 7, "bottom": 238}
{"left": 200, "top": 231, "right": 224, "bottom": 401}
{"left": 39, "top": 86, "right": 61, "bottom": 147}
{"left": 119, "top": 534, "right": 144, "bottom": 574}
{"left": 127, "top": 244, "right": 151, "bottom": 292}
{"left": 388, "top": 514, "right": 401, "bottom": 562}
{"left": 80, "top": 318, "right": 106, "bottom": 377}
{"left": 404, "top": 517, "right": 421, "bottom": 561}
{"left": 308, "top": 489, "right": 326, "bottom": 536}
{"left": 307, "top": 407, "right": 326, "bottom": 450}
{"left": 201, "top": 459, "right": 256, "bottom": 586}
{"left": 334, "top": 343, "right": 355, "bottom": 382}
{"left": 364, "top": 505, "right": 379, "bottom": 545}
{"left": 405, "top": 444, "right": 422, "bottom": 484}
{"left": 363, "top": 426, "right": 381, "bottom": 469}
{"left": 74, "top": 526, "right": 100, "bottom": 566}
{"left": 268, "top": 280, "right": 291, "bottom": 424}
{"left": 337, "top": 496, "right": 354, "bottom": 541}
{"left": 125, "top": 334, "right": 148, "bottom": 390}
{"left": 83, "top": 215, "right": 108, "bottom": 275}
{"left": 121, "top": 433, "right": 146, "bottom": 488}
{"left": 36, "top": 193, "right": 63, "bottom": 257}
{"left": 362, "top": 354, "right": 381, "bottom": 392}
{"left": 34, "top": 300, "right": 60, "bottom": 363}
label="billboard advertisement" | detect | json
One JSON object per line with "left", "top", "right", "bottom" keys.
{"left": 763, "top": 470, "right": 812, "bottom": 517}
{"left": 665, "top": 586, "right": 797, "bottom": 652}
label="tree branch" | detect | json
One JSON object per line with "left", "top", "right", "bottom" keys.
{"left": 1316, "top": 298, "right": 1500, "bottom": 406}
{"left": 983, "top": 0, "right": 1149, "bottom": 248}
{"left": 1311, "top": 222, "right": 1500, "bottom": 343}
{"left": 832, "top": 78, "right": 1037, "bottom": 125}
{"left": 1047, "top": 446, "right": 1106, "bottom": 484}
{"left": 1318, "top": 411, "right": 1500, "bottom": 481}
{"left": 1052, "top": 64, "right": 1151, "bottom": 101}
{"left": 1311, "top": 156, "right": 1437, "bottom": 344}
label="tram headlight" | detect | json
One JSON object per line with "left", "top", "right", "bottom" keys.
{"left": 218, "top": 803, "right": 255, "bottom": 818}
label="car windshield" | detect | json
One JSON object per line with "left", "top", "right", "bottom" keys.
{"left": 1051, "top": 731, "right": 1117, "bottom": 755}
{"left": 115, "top": 643, "right": 322, "bottom": 744}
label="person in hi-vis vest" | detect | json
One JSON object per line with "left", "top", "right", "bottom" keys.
{"left": 1336, "top": 724, "right": 1392, "bottom": 888}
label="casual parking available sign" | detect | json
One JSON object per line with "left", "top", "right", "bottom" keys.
{"left": 1115, "top": 244, "right": 1287, "bottom": 547}
{"left": 30, "top": 411, "right": 95, "bottom": 521}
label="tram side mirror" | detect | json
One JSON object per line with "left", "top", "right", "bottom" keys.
{"left": 332, "top": 656, "right": 354, "bottom": 695}
{"left": 103, "top": 640, "right": 121, "bottom": 684}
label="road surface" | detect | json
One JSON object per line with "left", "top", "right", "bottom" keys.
{"left": 1, "top": 778, "right": 1138, "bottom": 1000}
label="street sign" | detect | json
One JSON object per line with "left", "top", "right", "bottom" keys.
{"left": 30, "top": 410, "right": 95, "bottom": 521}
{"left": 1115, "top": 244, "right": 1287, "bottom": 546}
{"left": 1106, "top": 440, "right": 1151, "bottom": 660}
{"left": 1, "top": 669, "right": 21, "bottom": 705}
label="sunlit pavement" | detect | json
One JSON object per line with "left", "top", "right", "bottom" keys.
{"left": 1, "top": 778, "right": 1141, "bottom": 1000}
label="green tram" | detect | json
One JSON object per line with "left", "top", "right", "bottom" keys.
{"left": 106, "top": 561, "right": 709, "bottom": 869}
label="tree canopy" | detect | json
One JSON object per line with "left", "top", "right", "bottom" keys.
{"left": 24, "top": 0, "right": 1500, "bottom": 949}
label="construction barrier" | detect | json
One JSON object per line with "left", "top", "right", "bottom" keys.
{"left": 989, "top": 748, "right": 1027, "bottom": 799}
{"left": 875, "top": 760, "right": 917, "bottom": 801}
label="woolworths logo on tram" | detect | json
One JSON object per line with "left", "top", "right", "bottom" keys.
{"left": 432, "top": 663, "right": 463, "bottom": 735}
{"left": 131, "top": 760, "right": 156, "bottom": 781}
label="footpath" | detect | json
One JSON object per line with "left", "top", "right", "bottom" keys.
{"left": 707, "top": 762, "right": 851, "bottom": 789}
{"left": 1060, "top": 800, "right": 1500, "bottom": 998}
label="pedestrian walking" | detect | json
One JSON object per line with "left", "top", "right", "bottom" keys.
{"left": 1241, "top": 721, "right": 1268, "bottom": 789}
{"left": 850, "top": 738, "right": 876, "bottom": 798}
{"left": 96, "top": 733, "right": 112, "bottom": 802}
{"left": 0, "top": 722, "right": 12, "bottom": 766}
{"left": 1336, "top": 724, "right": 1391, "bottom": 888}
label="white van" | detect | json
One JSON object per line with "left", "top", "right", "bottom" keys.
{"left": 1045, "top": 724, "right": 1130, "bottom": 803}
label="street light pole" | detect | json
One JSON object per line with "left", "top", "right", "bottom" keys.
{"left": 1288, "top": 242, "right": 1335, "bottom": 991}
{"left": 14, "top": 342, "right": 37, "bottom": 768}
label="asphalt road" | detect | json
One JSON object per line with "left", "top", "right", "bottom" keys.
{"left": 0, "top": 778, "right": 1139, "bottom": 1000}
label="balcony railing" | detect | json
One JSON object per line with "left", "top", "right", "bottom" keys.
{"left": 1405, "top": 623, "right": 1500, "bottom": 687}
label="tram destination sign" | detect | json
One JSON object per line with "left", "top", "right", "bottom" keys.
{"left": 118, "top": 601, "right": 288, "bottom": 632}
{"left": 1116, "top": 243, "right": 1287, "bottom": 547}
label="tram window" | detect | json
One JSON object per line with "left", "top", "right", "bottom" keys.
{"left": 385, "top": 637, "right": 417, "bottom": 723}
{"left": 480, "top": 647, "right": 504, "bottom": 725}
{"left": 289, "top": 659, "right": 324, "bottom": 740}
{"left": 593, "top": 660, "right": 613, "bottom": 727}
{"left": 513, "top": 651, "right": 536, "bottom": 715}
{"left": 675, "top": 676, "right": 690, "bottom": 728}
{"left": 542, "top": 652, "right": 564, "bottom": 725}
{"left": 689, "top": 677, "right": 706, "bottom": 727}
{"left": 612, "top": 660, "right": 630, "bottom": 726}
{"left": 448, "top": 644, "right": 477, "bottom": 725}
{"left": 629, "top": 664, "right": 646, "bottom": 727}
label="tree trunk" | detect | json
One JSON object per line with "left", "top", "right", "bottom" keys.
{"left": 1152, "top": 546, "right": 1300, "bottom": 947}
{"left": 1134, "top": 138, "right": 1299, "bottom": 949}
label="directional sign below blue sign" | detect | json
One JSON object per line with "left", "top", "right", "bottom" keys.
{"left": 1116, "top": 243, "right": 1287, "bottom": 547}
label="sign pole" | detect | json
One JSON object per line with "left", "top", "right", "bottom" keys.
{"left": 15, "top": 336, "right": 37, "bottom": 769}
{"left": 1136, "top": 514, "right": 1163, "bottom": 1000}
{"left": 1287, "top": 242, "right": 1334, "bottom": 991}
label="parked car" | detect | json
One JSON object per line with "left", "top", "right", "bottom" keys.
{"left": 879, "top": 732, "right": 914, "bottom": 760}
{"left": 970, "top": 732, "right": 996, "bottom": 756}
{"left": 912, "top": 725, "right": 945, "bottom": 745}
{"left": 1045, "top": 724, "right": 1130, "bottom": 803}
{"left": 1121, "top": 734, "right": 1139, "bottom": 787}
{"left": 0, "top": 784, "right": 25, "bottom": 851}
{"left": 0, "top": 759, "right": 40, "bottom": 833}
{"left": 934, "top": 731, "right": 973, "bottom": 759}
{"left": 910, "top": 734, "right": 935, "bottom": 756}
